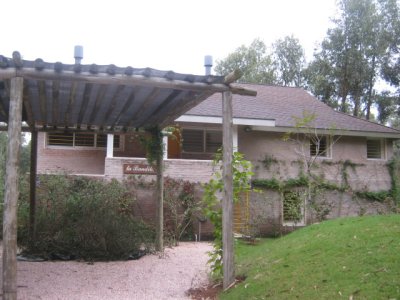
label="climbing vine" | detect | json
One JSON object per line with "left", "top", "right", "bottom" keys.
{"left": 202, "top": 151, "right": 254, "bottom": 279}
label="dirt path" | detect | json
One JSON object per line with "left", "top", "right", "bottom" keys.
{"left": 0, "top": 242, "right": 212, "bottom": 300}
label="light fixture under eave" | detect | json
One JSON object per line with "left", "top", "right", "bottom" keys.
{"left": 244, "top": 126, "right": 252, "bottom": 132}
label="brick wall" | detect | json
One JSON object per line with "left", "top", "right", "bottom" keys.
{"left": 37, "top": 132, "right": 106, "bottom": 175}
{"left": 105, "top": 157, "right": 215, "bottom": 183}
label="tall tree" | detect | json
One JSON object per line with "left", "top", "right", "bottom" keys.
{"left": 214, "top": 39, "right": 277, "bottom": 84}
{"left": 380, "top": 0, "right": 400, "bottom": 89}
{"left": 306, "top": 0, "right": 396, "bottom": 120}
{"left": 272, "top": 35, "right": 306, "bottom": 87}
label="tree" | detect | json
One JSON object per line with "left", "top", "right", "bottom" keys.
{"left": 272, "top": 35, "right": 306, "bottom": 87}
{"left": 214, "top": 39, "right": 277, "bottom": 84}
{"left": 306, "top": 0, "right": 397, "bottom": 121}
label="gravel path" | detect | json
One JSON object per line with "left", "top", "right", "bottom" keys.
{"left": 0, "top": 242, "right": 212, "bottom": 300}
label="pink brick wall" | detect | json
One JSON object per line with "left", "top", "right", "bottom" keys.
{"left": 105, "top": 157, "right": 215, "bottom": 183}
{"left": 37, "top": 132, "right": 106, "bottom": 175}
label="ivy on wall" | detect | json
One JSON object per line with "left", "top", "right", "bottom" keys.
{"left": 253, "top": 157, "right": 400, "bottom": 205}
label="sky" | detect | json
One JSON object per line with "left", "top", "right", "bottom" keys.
{"left": 1, "top": 0, "right": 338, "bottom": 75}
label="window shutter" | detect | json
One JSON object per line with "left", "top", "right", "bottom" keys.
{"left": 367, "top": 139, "right": 382, "bottom": 159}
{"left": 48, "top": 132, "right": 74, "bottom": 146}
{"left": 182, "top": 129, "right": 204, "bottom": 152}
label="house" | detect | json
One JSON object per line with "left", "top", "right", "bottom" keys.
{"left": 37, "top": 83, "right": 400, "bottom": 235}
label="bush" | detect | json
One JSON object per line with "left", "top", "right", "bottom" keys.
{"left": 163, "top": 177, "right": 198, "bottom": 246}
{"left": 17, "top": 175, "right": 154, "bottom": 260}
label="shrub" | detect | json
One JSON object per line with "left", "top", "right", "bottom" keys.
{"left": 163, "top": 177, "right": 198, "bottom": 246}
{"left": 17, "top": 175, "right": 154, "bottom": 260}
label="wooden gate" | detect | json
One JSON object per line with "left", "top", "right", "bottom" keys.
{"left": 233, "top": 192, "right": 250, "bottom": 234}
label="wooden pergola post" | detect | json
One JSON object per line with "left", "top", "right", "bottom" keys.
{"left": 222, "top": 90, "right": 234, "bottom": 289}
{"left": 3, "top": 77, "right": 24, "bottom": 300}
{"left": 155, "top": 130, "right": 164, "bottom": 252}
{"left": 29, "top": 130, "right": 38, "bottom": 243}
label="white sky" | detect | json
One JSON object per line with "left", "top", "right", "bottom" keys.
{"left": 1, "top": 0, "right": 338, "bottom": 75}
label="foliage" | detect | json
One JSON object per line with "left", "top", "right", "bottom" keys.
{"left": 386, "top": 157, "right": 400, "bottom": 203}
{"left": 202, "top": 151, "right": 254, "bottom": 279}
{"left": 305, "top": 0, "right": 400, "bottom": 121}
{"left": 214, "top": 39, "right": 276, "bottom": 84}
{"left": 0, "top": 132, "right": 31, "bottom": 201}
{"left": 260, "top": 154, "right": 278, "bottom": 170}
{"left": 282, "top": 190, "right": 304, "bottom": 223}
{"left": 139, "top": 126, "right": 164, "bottom": 166}
{"left": 272, "top": 35, "right": 306, "bottom": 87}
{"left": 163, "top": 177, "right": 198, "bottom": 246}
{"left": 252, "top": 178, "right": 281, "bottom": 190}
{"left": 220, "top": 215, "right": 400, "bottom": 299}
{"left": 16, "top": 175, "right": 154, "bottom": 260}
{"left": 355, "top": 190, "right": 391, "bottom": 202}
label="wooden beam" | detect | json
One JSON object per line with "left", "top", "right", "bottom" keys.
{"left": 29, "top": 130, "right": 38, "bottom": 243}
{"left": 155, "top": 129, "right": 164, "bottom": 252}
{"left": 127, "top": 88, "right": 161, "bottom": 128}
{"left": 38, "top": 80, "right": 48, "bottom": 125}
{"left": 16, "top": 68, "right": 231, "bottom": 93}
{"left": 102, "top": 85, "right": 125, "bottom": 125}
{"left": 142, "top": 89, "right": 181, "bottom": 126}
{"left": 77, "top": 83, "right": 93, "bottom": 125}
{"left": 3, "top": 76, "right": 23, "bottom": 300}
{"left": 229, "top": 86, "right": 257, "bottom": 97}
{"left": 88, "top": 85, "right": 107, "bottom": 125}
{"left": 64, "top": 82, "right": 78, "bottom": 126}
{"left": 222, "top": 90, "right": 235, "bottom": 290}
{"left": 51, "top": 80, "right": 60, "bottom": 126}
{"left": 110, "top": 87, "right": 138, "bottom": 129}
{"left": 224, "top": 69, "right": 243, "bottom": 84}
{"left": 160, "top": 90, "right": 215, "bottom": 128}
{"left": 22, "top": 84, "right": 35, "bottom": 129}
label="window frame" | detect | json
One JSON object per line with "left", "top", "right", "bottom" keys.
{"left": 46, "top": 132, "right": 123, "bottom": 150}
{"left": 309, "top": 135, "right": 332, "bottom": 159}
{"left": 366, "top": 138, "right": 386, "bottom": 160}
{"left": 181, "top": 128, "right": 222, "bottom": 154}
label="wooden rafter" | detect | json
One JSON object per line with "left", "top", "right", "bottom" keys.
{"left": 109, "top": 87, "right": 139, "bottom": 130}
{"left": 64, "top": 81, "right": 78, "bottom": 127}
{"left": 38, "top": 80, "right": 47, "bottom": 125}
{"left": 77, "top": 83, "right": 93, "bottom": 126}
{"left": 102, "top": 85, "right": 125, "bottom": 126}
{"left": 51, "top": 80, "right": 60, "bottom": 127}
{"left": 88, "top": 84, "right": 107, "bottom": 126}
{"left": 127, "top": 88, "right": 161, "bottom": 128}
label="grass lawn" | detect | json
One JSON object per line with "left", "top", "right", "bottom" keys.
{"left": 220, "top": 214, "right": 400, "bottom": 300}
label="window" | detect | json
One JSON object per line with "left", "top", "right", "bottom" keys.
{"left": 182, "top": 129, "right": 222, "bottom": 153}
{"left": 47, "top": 133, "right": 121, "bottom": 149}
{"left": 283, "top": 190, "right": 305, "bottom": 225}
{"left": 310, "top": 136, "right": 330, "bottom": 158}
{"left": 367, "top": 138, "right": 385, "bottom": 159}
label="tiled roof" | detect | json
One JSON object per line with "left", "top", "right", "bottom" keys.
{"left": 185, "top": 84, "right": 400, "bottom": 136}
{"left": 0, "top": 52, "right": 233, "bottom": 132}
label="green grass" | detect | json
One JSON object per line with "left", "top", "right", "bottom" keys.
{"left": 220, "top": 215, "right": 400, "bottom": 300}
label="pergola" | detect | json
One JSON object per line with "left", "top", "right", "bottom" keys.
{"left": 0, "top": 51, "right": 256, "bottom": 299}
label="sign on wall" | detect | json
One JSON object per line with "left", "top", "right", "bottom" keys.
{"left": 123, "top": 163, "right": 156, "bottom": 175}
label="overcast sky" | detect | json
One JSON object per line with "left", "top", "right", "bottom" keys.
{"left": 1, "top": 0, "right": 338, "bottom": 75}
